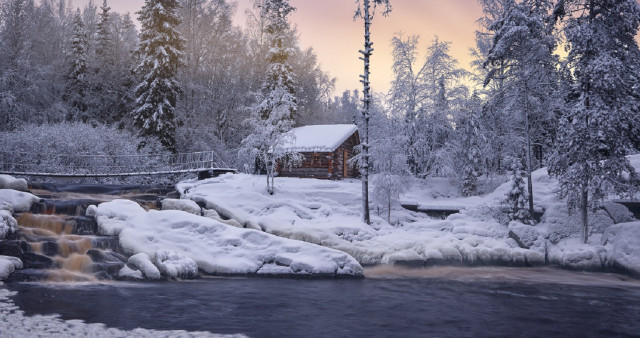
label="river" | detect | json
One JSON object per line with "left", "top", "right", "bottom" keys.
{"left": 6, "top": 266, "right": 640, "bottom": 337}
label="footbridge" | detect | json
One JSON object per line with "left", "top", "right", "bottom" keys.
{"left": 0, "top": 150, "right": 236, "bottom": 178}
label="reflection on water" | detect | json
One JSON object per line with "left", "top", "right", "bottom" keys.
{"left": 8, "top": 267, "right": 640, "bottom": 338}
{"left": 365, "top": 265, "right": 640, "bottom": 287}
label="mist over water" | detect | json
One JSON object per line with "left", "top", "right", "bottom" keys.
{"left": 8, "top": 267, "right": 640, "bottom": 337}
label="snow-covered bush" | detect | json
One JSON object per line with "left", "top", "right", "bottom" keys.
{"left": 0, "top": 122, "right": 170, "bottom": 183}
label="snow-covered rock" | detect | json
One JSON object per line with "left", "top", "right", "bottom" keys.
{"left": 0, "top": 255, "right": 23, "bottom": 280}
{"left": 160, "top": 198, "right": 201, "bottom": 215}
{"left": 508, "top": 222, "right": 542, "bottom": 249}
{"left": 155, "top": 250, "right": 198, "bottom": 279}
{"left": 94, "top": 199, "right": 146, "bottom": 236}
{"left": 115, "top": 209, "right": 362, "bottom": 277}
{"left": 603, "top": 222, "right": 640, "bottom": 276}
{"left": 0, "top": 189, "right": 39, "bottom": 213}
{"left": 602, "top": 202, "right": 635, "bottom": 224}
{"left": 118, "top": 265, "right": 144, "bottom": 280}
{"left": 128, "top": 253, "right": 161, "bottom": 280}
{"left": 0, "top": 175, "right": 28, "bottom": 191}
{"left": 0, "top": 210, "right": 18, "bottom": 240}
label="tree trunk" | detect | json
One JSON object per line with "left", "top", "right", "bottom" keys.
{"left": 359, "top": 0, "right": 373, "bottom": 225}
{"left": 524, "top": 84, "right": 534, "bottom": 217}
{"left": 581, "top": 183, "right": 589, "bottom": 244}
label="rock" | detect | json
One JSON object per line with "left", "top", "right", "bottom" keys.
{"left": 155, "top": 250, "right": 198, "bottom": 279}
{"left": 128, "top": 253, "right": 161, "bottom": 279}
{"left": 602, "top": 202, "right": 635, "bottom": 224}
{"left": 118, "top": 265, "right": 144, "bottom": 280}
{"left": 0, "top": 175, "right": 28, "bottom": 191}
{"left": 91, "top": 237, "right": 122, "bottom": 252}
{"left": 22, "top": 252, "right": 54, "bottom": 269}
{"left": 0, "top": 240, "right": 30, "bottom": 259}
{"left": 41, "top": 241, "right": 58, "bottom": 256}
{"left": 86, "top": 249, "right": 127, "bottom": 264}
{"left": 0, "top": 255, "right": 23, "bottom": 280}
{"left": 3, "top": 268, "right": 49, "bottom": 282}
{"left": 0, "top": 189, "right": 40, "bottom": 213}
{"left": 160, "top": 198, "right": 201, "bottom": 215}
{"left": 92, "top": 262, "right": 125, "bottom": 278}
{"left": 72, "top": 216, "right": 98, "bottom": 235}
{"left": 508, "top": 222, "right": 541, "bottom": 249}
{"left": 0, "top": 210, "right": 18, "bottom": 239}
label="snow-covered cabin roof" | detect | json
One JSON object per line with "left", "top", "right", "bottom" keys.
{"left": 281, "top": 124, "right": 359, "bottom": 153}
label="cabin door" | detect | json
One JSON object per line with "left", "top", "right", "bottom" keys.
{"left": 343, "top": 150, "right": 348, "bottom": 178}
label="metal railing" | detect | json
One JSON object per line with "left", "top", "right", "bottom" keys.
{"left": 0, "top": 150, "right": 235, "bottom": 178}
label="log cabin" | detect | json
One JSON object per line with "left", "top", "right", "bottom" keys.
{"left": 277, "top": 124, "right": 360, "bottom": 179}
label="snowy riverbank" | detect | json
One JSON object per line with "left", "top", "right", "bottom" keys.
{"left": 178, "top": 161, "right": 640, "bottom": 277}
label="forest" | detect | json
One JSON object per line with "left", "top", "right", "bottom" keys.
{"left": 1, "top": 0, "right": 640, "bottom": 239}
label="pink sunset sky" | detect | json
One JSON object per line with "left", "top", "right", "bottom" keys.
{"left": 72, "top": 0, "right": 484, "bottom": 95}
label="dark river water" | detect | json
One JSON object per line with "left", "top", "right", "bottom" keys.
{"left": 7, "top": 267, "right": 640, "bottom": 337}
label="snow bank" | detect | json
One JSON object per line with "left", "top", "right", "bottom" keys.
{"left": 177, "top": 164, "right": 640, "bottom": 275}
{"left": 116, "top": 210, "right": 362, "bottom": 277}
{"left": 603, "top": 222, "right": 640, "bottom": 275}
{"left": 0, "top": 210, "right": 18, "bottom": 240}
{"left": 0, "top": 285, "right": 243, "bottom": 337}
{"left": 93, "top": 198, "right": 363, "bottom": 278}
{"left": 0, "top": 256, "right": 22, "bottom": 280}
{"left": 0, "top": 175, "right": 27, "bottom": 191}
{"left": 93, "top": 199, "right": 146, "bottom": 236}
{"left": 0, "top": 189, "right": 40, "bottom": 213}
{"left": 160, "top": 198, "right": 201, "bottom": 215}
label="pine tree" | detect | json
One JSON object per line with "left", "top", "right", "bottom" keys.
{"left": 132, "top": 0, "right": 184, "bottom": 152}
{"left": 354, "top": 0, "right": 391, "bottom": 225}
{"left": 239, "top": 0, "right": 301, "bottom": 195}
{"left": 548, "top": 0, "right": 640, "bottom": 243}
{"left": 65, "top": 8, "right": 89, "bottom": 121}
{"left": 484, "top": 0, "right": 559, "bottom": 216}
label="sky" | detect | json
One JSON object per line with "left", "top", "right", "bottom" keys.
{"left": 72, "top": 0, "right": 484, "bottom": 96}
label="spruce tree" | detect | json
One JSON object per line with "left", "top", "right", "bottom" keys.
{"left": 504, "top": 158, "right": 533, "bottom": 224}
{"left": 549, "top": 0, "right": 640, "bottom": 243}
{"left": 65, "top": 8, "right": 89, "bottom": 121}
{"left": 132, "top": 0, "right": 184, "bottom": 152}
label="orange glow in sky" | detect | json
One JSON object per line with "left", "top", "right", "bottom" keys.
{"left": 74, "top": 0, "right": 484, "bottom": 95}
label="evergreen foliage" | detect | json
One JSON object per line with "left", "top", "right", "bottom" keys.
{"left": 65, "top": 9, "right": 89, "bottom": 120}
{"left": 132, "top": 0, "right": 185, "bottom": 152}
{"left": 504, "top": 158, "right": 534, "bottom": 224}
{"left": 548, "top": 0, "right": 640, "bottom": 243}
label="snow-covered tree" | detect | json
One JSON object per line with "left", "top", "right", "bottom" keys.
{"left": 548, "top": 0, "right": 640, "bottom": 243}
{"left": 371, "top": 106, "right": 409, "bottom": 224}
{"left": 484, "top": 0, "right": 559, "bottom": 215}
{"left": 64, "top": 8, "right": 89, "bottom": 121}
{"left": 389, "top": 33, "right": 422, "bottom": 176}
{"left": 458, "top": 99, "right": 484, "bottom": 196}
{"left": 94, "top": 0, "right": 113, "bottom": 66}
{"left": 504, "top": 157, "right": 533, "bottom": 224}
{"left": 354, "top": 0, "right": 391, "bottom": 225}
{"left": 239, "top": 0, "right": 301, "bottom": 195}
{"left": 132, "top": 0, "right": 184, "bottom": 152}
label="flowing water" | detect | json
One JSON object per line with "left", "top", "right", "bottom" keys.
{"left": 4, "top": 184, "right": 640, "bottom": 337}
{"left": 6, "top": 267, "right": 640, "bottom": 337}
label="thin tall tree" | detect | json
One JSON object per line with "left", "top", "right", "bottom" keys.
{"left": 354, "top": 0, "right": 391, "bottom": 225}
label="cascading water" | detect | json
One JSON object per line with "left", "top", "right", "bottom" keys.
{"left": 3, "top": 183, "right": 178, "bottom": 283}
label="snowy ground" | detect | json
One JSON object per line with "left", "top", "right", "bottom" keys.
{"left": 178, "top": 157, "right": 640, "bottom": 276}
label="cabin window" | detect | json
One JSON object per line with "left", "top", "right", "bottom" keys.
{"left": 312, "top": 153, "right": 321, "bottom": 166}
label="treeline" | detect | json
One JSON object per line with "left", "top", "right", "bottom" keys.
{"left": 0, "top": 0, "right": 348, "bottom": 164}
